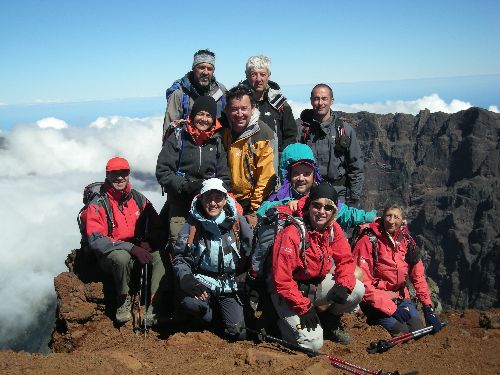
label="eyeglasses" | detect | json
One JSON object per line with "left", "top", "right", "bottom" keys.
{"left": 310, "top": 201, "right": 336, "bottom": 212}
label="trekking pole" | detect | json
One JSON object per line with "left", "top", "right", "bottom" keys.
{"left": 136, "top": 265, "right": 143, "bottom": 333}
{"left": 367, "top": 322, "right": 447, "bottom": 354}
{"left": 245, "top": 327, "right": 400, "bottom": 375}
{"left": 142, "top": 263, "right": 148, "bottom": 337}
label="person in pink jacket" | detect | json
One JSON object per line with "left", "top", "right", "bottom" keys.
{"left": 269, "top": 182, "right": 365, "bottom": 350}
{"left": 352, "top": 204, "right": 442, "bottom": 336}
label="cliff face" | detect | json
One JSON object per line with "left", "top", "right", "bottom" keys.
{"left": 344, "top": 107, "right": 499, "bottom": 309}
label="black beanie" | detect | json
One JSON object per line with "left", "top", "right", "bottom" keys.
{"left": 308, "top": 182, "right": 338, "bottom": 203}
{"left": 190, "top": 96, "right": 217, "bottom": 122}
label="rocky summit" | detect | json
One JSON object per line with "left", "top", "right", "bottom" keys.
{"left": 4, "top": 107, "right": 499, "bottom": 374}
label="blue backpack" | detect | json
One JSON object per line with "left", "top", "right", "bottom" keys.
{"left": 165, "top": 79, "right": 227, "bottom": 121}
{"left": 166, "top": 80, "right": 190, "bottom": 120}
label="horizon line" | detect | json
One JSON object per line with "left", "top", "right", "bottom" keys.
{"left": 1, "top": 72, "right": 499, "bottom": 107}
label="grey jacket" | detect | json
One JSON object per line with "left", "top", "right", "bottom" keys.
{"left": 299, "top": 109, "right": 364, "bottom": 201}
{"left": 162, "top": 72, "right": 227, "bottom": 141}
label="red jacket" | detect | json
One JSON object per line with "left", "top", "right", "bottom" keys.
{"left": 352, "top": 220, "right": 432, "bottom": 316}
{"left": 270, "top": 197, "right": 357, "bottom": 315}
{"left": 83, "top": 182, "right": 160, "bottom": 255}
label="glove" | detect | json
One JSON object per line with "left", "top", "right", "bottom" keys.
{"left": 131, "top": 245, "right": 153, "bottom": 265}
{"left": 328, "top": 284, "right": 350, "bottom": 305}
{"left": 423, "top": 305, "right": 442, "bottom": 333}
{"left": 392, "top": 304, "right": 412, "bottom": 323}
{"left": 179, "top": 274, "right": 207, "bottom": 298}
{"left": 139, "top": 241, "right": 153, "bottom": 253}
{"left": 182, "top": 179, "right": 203, "bottom": 197}
{"left": 299, "top": 307, "right": 320, "bottom": 331}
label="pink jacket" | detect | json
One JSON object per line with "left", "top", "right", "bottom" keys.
{"left": 353, "top": 220, "right": 432, "bottom": 316}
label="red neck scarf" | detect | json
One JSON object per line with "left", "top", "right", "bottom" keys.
{"left": 186, "top": 118, "right": 222, "bottom": 145}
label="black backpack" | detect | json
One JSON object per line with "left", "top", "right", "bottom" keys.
{"left": 250, "top": 207, "right": 309, "bottom": 280}
{"left": 77, "top": 182, "right": 145, "bottom": 249}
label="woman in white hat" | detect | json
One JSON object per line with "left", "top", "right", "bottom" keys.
{"left": 172, "top": 178, "right": 253, "bottom": 340}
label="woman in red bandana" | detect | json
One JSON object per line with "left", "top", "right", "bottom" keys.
{"left": 156, "top": 96, "right": 231, "bottom": 246}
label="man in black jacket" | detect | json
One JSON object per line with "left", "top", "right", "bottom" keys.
{"left": 240, "top": 55, "right": 297, "bottom": 152}
{"left": 299, "top": 84, "right": 364, "bottom": 204}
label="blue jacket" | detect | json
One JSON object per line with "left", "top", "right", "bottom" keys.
{"left": 172, "top": 195, "right": 253, "bottom": 295}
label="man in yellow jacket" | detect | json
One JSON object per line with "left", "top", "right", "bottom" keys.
{"left": 222, "top": 85, "right": 277, "bottom": 226}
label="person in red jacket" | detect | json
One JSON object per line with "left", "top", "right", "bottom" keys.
{"left": 269, "top": 182, "right": 365, "bottom": 351}
{"left": 352, "top": 204, "right": 442, "bottom": 336}
{"left": 83, "top": 157, "right": 166, "bottom": 325}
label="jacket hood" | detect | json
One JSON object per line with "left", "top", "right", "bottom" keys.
{"left": 267, "top": 143, "right": 322, "bottom": 202}
{"left": 368, "top": 218, "right": 414, "bottom": 247}
{"left": 300, "top": 108, "right": 335, "bottom": 125}
{"left": 278, "top": 143, "right": 316, "bottom": 182}
{"left": 267, "top": 80, "right": 281, "bottom": 91}
{"left": 181, "top": 72, "right": 222, "bottom": 98}
{"left": 300, "top": 108, "right": 315, "bottom": 123}
{"left": 189, "top": 193, "right": 238, "bottom": 235}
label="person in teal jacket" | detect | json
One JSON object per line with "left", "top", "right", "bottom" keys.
{"left": 257, "top": 143, "right": 377, "bottom": 229}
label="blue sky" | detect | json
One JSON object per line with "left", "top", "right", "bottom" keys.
{"left": 0, "top": 0, "right": 499, "bottom": 122}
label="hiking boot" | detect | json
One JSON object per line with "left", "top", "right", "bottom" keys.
{"left": 322, "top": 313, "right": 351, "bottom": 345}
{"left": 328, "top": 327, "right": 351, "bottom": 345}
{"left": 145, "top": 305, "right": 158, "bottom": 327}
{"left": 115, "top": 295, "right": 132, "bottom": 323}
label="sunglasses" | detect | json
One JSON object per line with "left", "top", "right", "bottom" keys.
{"left": 310, "top": 201, "right": 336, "bottom": 212}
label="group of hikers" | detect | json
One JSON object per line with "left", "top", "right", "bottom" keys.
{"left": 81, "top": 49, "right": 442, "bottom": 351}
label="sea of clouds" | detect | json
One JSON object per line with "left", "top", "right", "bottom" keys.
{"left": 0, "top": 94, "right": 497, "bottom": 350}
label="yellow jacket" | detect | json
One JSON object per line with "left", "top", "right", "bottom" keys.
{"left": 223, "top": 111, "right": 277, "bottom": 213}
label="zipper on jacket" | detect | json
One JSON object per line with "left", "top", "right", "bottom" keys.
{"left": 244, "top": 154, "right": 256, "bottom": 186}
{"left": 198, "top": 145, "right": 202, "bottom": 174}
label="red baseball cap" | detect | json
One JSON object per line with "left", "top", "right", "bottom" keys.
{"left": 106, "top": 157, "right": 130, "bottom": 172}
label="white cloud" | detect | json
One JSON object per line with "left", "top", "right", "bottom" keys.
{"left": 36, "top": 117, "right": 69, "bottom": 129}
{"left": 488, "top": 105, "right": 499, "bottom": 113}
{"left": 0, "top": 116, "right": 166, "bottom": 346}
{"left": 34, "top": 98, "right": 67, "bottom": 104}
{"left": 289, "top": 93, "right": 474, "bottom": 118}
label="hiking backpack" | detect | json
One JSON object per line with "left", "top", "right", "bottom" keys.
{"left": 350, "top": 225, "right": 421, "bottom": 302}
{"left": 249, "top": 207, "right": 309, "bottom": 280}
{"left": 77, "top": 182, "right": 145, "bottom": 249}
{"left": 165, "top": 79, "right": 226, "bottom": 122}
{"left": 350, "top": 225, "right": 421, "bottom": 272}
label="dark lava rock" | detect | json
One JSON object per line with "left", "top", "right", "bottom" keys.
{"left": 341, "top": 107, "right": 499, "bottom": 309}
